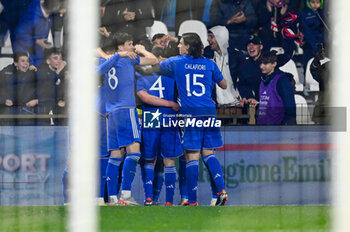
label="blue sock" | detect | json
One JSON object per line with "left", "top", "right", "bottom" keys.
{"left": 165, "top": 166, "right": 177, "bottom": 204}
{"left": 186, "top": 160, "right": 199, "bottom": 204}
{"left": 203, "top": 154, "right": 225, "bottom": 194}
{"left": 203, "top": 157, "right": 218, "bottom": 199}
{"left": 178, "top": 156, "right": 188, "bottom": 199}
{"left": 106, "top": 157, "right": 122, "bottom": 196}
{"left": 99, "top": 157, "right": 109, "bottom": 198}
{"left": 117, "top": 158, "right": 124, "bottom": 195}
{"left": 122, "top": 153, "right": 140, "bottom": 191}
{"left": 62, "top": 167, "right": 69, "bottom": 204}
{"left": 143, "top": 163, "right": 155, "bottom": 200}
{"left": 140, "top": 158, "right": 146, "bottom": 183}
{"left": 153, "top": 169, "right": 164, "bottom": 202}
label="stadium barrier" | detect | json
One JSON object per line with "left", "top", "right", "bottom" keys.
{"left": 0, "top": 125, "right": 331, "bottom": 206}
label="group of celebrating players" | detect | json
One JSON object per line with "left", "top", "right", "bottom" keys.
{"left": 83, "top": 31, "right": 228, "bottom": 207}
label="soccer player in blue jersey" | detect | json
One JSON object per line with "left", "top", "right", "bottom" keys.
{"left": 95, "top": 35, "right": 138, "bottom": 205}
{"left": 103, "top": 32, "right": 158, "bottom": 206}
{"left": 136, "top": 46, "right": 183, "bottom": 206}
{"left": 157, "top": 33, "right": 229, "bottom": 206}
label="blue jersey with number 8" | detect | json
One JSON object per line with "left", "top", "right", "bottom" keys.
{"left": 104, "top": 56, "right": 140, "bottom": 113}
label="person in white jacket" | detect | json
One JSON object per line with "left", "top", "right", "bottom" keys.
{"left": 205, "top": 25, "right": 241, "bottom": 107}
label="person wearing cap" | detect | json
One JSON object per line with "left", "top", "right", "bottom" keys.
{"left": 232, "top": 34, "right": 294, "bottom": 102}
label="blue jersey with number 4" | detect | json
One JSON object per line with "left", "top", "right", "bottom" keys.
{"left": 159, "top": 55, "right": 223, "bottom": 116}
{"left": 104, "top": 56, "right": 140, "bottom": 113}
{"left": 136, "top": 72, "right": 176, "bottom": 114}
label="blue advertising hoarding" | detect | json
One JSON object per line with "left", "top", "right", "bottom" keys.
{"left": 0, "top": 126, "right": 331, "bottom": 206}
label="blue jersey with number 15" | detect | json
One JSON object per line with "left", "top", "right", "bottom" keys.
{"left": 104, "top": 56, "right": 140, "bottom": 113}
{"left": 159, "top": 55, "right": 223, "bottom": 116}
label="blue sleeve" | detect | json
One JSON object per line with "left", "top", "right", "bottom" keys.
{"left": 159, "top": 58, "right": 175, "bottom": 77}
{"left": 95, "top": 53, "right": 120, "bottom": 75}
{"left": 212, "top": 60, "right": 224, "bottom": 83}
{"left": 300, "top": 16, "right": 318, "bottom": 52}
{"left": 277, "top": 76, "right": 296, "bottom": 124}
{"left": 300, "top": 9, "right": 325, "bottom": 52}
{"left": 33, "top": 17, "right": 49, "bottom": 40}
{"left": 131, "top": 56, "right": 141, "bottom": 66}
{"left": 136, "top": 74, "right": 148, "bottom": 92}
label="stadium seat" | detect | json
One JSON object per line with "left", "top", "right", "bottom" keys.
{"left": 1, "top": 31, "right": 13, "bottom": 54}
{"left": 145, "top": 20, "right": 169, "bottom": 41}
{"left": 305, "top": 57, "right": 330, "bottom": 92}
{"left": 279, "top": 59, "right": 303, "bottom": 92}
{"left": 270, "top": 47, "right": 284, "bottom": 55}
{"left": 178, "top": 20, "right": 209, "bottom": 47}
{"left": 294, "top": 41, "right": 303, "bottom": 55}
{"left": 0, "top": 57, "right": 13, "bottom": 70}
{"left": 294, "top": 94, "right": 313, "bottom": 124}
{"left": 47, "top": 29, "right": 54, "bottom": 45}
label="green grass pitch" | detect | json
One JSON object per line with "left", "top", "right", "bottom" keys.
{"left": 0, "top": 205, "right": 330, "bottom": 232}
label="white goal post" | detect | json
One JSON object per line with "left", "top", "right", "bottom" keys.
{"left": 331, "top": 1, "right": 350, "bottom": 232}
{"left": 68, "top": 0, "right": 99, "bottom": 232}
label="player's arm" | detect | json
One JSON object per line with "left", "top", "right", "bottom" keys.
{"left": 96, "top": 53, "right": 120, "bottom": 75}
{"left": 212, "top": 60, "right": 227, "bottom": 89}
{"left": 137, "top": 90, "right": 180, "bottom": 112}
{"left": 135, "top": 45, "right": 158, "bottom": 66}
{"left": 217, "top": 79, "right": 227, "bottom": 89}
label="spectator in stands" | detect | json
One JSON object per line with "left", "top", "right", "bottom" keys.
{"left": 247, "top": 51, "right": 296, "bottom": 125}
{"left": 310, "top": 46, "right": 330, "bottom": 124}
{"left": 102, "top": 0, "right": 154, "bottom": 43}
{"left": 210, "top": 0, "right": 257, "bottom": 50}
{"left": 288, "top": 0, "right": 305, "bottom": 12}
{"left": 152, "top": 0, "right": 209, "bottom": 32}
{"left": 0, "top": 0, "right": 32, "bottom": 49}
{"left": 258, "top": 1, "right": 304, "bottom": 51}
{"left": 300, "top": 0, "right": 326, "bottom": 75}
{"left": 204, "top": 25, "right": 241, "bottom": 107}
{"left": 50, "top": 7, "right": 67, "bottom": 49}
{"left": 234, "top": 35, "right": 294, "bottom": 101}
{"left": 258, "top": 0, "right": 288, "bottom": 50}
{"left": 13, "top": 0, "right": 62, "bottom": 67}
{"left": 0, "top": 52, "right": 38, "bottom": 125}
{"left": 36, "top": 48, "right": 66, "bottom": 125}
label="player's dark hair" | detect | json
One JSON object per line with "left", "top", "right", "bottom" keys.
{"left": 13, "top": 52, "right": 29, "bottom": 63}
{"left": 151, "top": 47, "right": 165, "bottom": 58}
{"left": 152, "top": 33, "right": 166, "bottom": 42}
{"left": 101, "top": 36, "right": 117, "bottom": 53}
{"left": 113, "top": 32, "right": 133, "bottom": 47}
{"left": 44, "top": 48, "right": 62, "bottom": 59}
{"left": 137, "top": 39, "right": 153, "bottom": 52}
{"left": 182, "top": 33, "right": 203, "bottom": 58}
{"left": 259, "top": 50, "right": 278, "bottom": 64}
